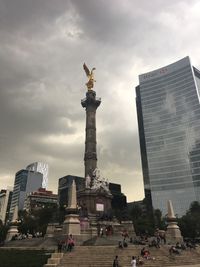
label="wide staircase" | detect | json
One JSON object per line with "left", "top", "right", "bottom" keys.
{"left": 53, "top": 245, "right": 200, "bottom": 267}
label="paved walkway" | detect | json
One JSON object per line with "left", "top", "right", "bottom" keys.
{"left": 170, "top": 265, "right": 200, "bottom": 267}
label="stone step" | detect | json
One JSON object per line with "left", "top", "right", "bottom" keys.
{"left": 54, "top": 245, "right": 200, "bottom": 267}
{"left": 48, "top": 258, "right": 61, "bottom": 264}
{"left": 52, "top": 253, "right": 64, "bottom": 258}
{"left": 44, "top": 264, "right": 57, "bottom": 267}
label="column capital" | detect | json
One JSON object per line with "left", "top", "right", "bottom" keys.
{"left": 81, "top": 90, "right": 101, "bottom": 108}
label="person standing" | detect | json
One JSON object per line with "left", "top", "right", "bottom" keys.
{"left": 113, "top": 255, "right": 119, "bottom": 267}
{"left": 67, "top": 234, "right": 75, "bottom": 252}
{"left": 131, "top": 256, "right": 136, "bottom": 267}
{"left": 57, "top": 240, "right": 62, "bottom": 253}
{"left": 100, "top": 227, "right": 104, "bottom": 237}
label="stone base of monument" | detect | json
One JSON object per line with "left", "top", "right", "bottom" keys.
{"left": 79, "top": 216, "right": 98, "bottom": 239}
{"left": 63, "top": 214, "right": 80, "bottom": 237}
{"left": 77, "top": 187, "right": 136, "bottom": 240}
{"left": 78, "top": 188, "right": 113, "bottom": 216}
{"left": 43, "top": 183, "right": 136, "bottom": 245}
{"left": 6, "top": 225, "right": 18, "bottom": 241}
{"left": 80, "top": 217, "right": 90, "bottom": 231}
{"left": 165, "top": 200, "right": 183, "bottom": 244}
{"left": 97, "top": 220, "right": 136, "bottom": 237}
{"left": 46, "top": 223, "right": 62, "bottom": 238}
{"left": 166, "top": 224, "right": 183, "bottom": 244}
{"left": 118, "top": 221, "right": 136, "bottom": 237}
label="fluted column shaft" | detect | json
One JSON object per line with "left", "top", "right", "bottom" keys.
{"left": 81, "top": 90, "right": 101, "bottom": 178}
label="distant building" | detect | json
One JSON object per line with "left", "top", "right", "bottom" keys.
{"left": 58, "top": 175, "right": 85, "bottom": 208}
{"left": 24, "top": 188, "right": 58, "bottom": 212}
{"left": 58, "top": 175, "right": 127, "bottom": 210}
{"left": 0, "top": 187, "right": 13, "bottom": 224}
{"left": 136, "top": 56, "right": 200, "bottom": 216}
{"left": 26, "top": 162, "right": 48, "bottom": 188}
{"left": 127, "top": 200, "right": 147, "bottom": 216}
{"left": 9, "top": 169, "right": 43, "bottom": 219}
{"left": 109, "top": 183, "right": 127, "bottom": 210}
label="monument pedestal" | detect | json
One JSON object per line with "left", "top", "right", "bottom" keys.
{"left": 166, "top": 219, "right": 183, "bottom": 244}
{"left": 6, "top": 225, "right": 18, "bottom": 241}
{"left": 78, "top": 187, "right": 112, "bottom": 216}
{"left": 166, "top": 200, "right": 183, "bottom": 244}
{"left": 6, "top": 205, "right": 19, "bottom": 241}
{"left": 80, "top": 217, "right": 90, "bottom": 232}
{"left": 62, "top": 180, "right": 81, "bottom": 237}
{"left": 63, "top": 214, "right": 80, "bottom": 236}
{"left": 46, "top": 223, "right": 61, "bottom": 238}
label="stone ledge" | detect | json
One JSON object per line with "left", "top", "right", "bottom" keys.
{"left": 51, "top": 252, "right": 64, "bottom": 258}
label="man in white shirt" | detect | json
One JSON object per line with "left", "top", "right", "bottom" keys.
{"left": 131, "top": 256, "right": 136, "bottom": 267}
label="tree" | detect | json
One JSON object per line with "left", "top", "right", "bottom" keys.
{"left": 128, "top": 203, "right": 165, "bottom": 236}
{"left": 133, "top": 216, "right": 155, "bottom": 236}
{"left": 0, "top": 224, "right": 9, "bottom": 242}
{"left": 154, "top": 209, "right": 165, "bottom": 229}
{"left": 178, "top": 201, "right": 200, "bottom": 238}
{"left": 130, "top": 205, "right": 142, "bottom": 220}
{"left": 18, "top": 206, "right": 58, "bottom": 236}
{"left": 190, "top": 201, "right": 200, "bottom": 214}
{"left": 114, "top": 207, "right": 131, "bottom": 222}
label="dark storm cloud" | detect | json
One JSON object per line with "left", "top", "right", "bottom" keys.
{"left": 72, "top": 0, "right": 167, "bottom": 44}
{"left": 0, "top": 0, "right": 200, "bottom": 201}
{"left": 0, "top": 0, "right": 70, "bottom": 35}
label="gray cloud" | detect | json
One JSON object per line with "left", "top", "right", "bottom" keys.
{"left": 0, "top": 0, "right": 200, "bottom": 201}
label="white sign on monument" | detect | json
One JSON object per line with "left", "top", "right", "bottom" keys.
{"left": 96, "top": 203, "right": 104, "bottom": 211}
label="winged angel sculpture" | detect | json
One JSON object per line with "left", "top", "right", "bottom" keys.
{"left": 83, "top": 63, "right": 96, "bottom": 90}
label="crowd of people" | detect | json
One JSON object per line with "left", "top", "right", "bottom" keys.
{"left": 116, "top": 231, "right": 156, "bottom": 266}
{"left": 11, "top": 231, "right": 43, "bottom": 240}
{"left": 56, "top": 228, "right": 199, "bottom": 267}
{"left": 99, "top": 225, "right": 113, "bottom": 237}
{"left": 114, "top": 229, "right": 200, "bottom": 266}
{"left": 169, "top": 241, "right": 197, "bottom": 255}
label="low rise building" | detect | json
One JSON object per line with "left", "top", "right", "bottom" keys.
{"left": 24, "top": 188, "right": 58, "bottom": 212}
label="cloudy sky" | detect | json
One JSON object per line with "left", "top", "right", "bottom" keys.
{"left": 1, "top": 0, "right": 200, "bottom": 202}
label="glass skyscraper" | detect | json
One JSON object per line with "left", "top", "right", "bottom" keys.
{"left": 9, "top": 169, "right": 43, "bottom": 220}
{"left": 136, "top": 56, "right": 200, "bottom": 216}
{"left": 26, "top": 162, "right": 48, "bottom": 188}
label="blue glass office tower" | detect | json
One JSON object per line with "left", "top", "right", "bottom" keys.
{"left": 136, "top": 57, "right": 200, "bottom": 216}
{"left": 9, "top": 169, "right": 43, "bottom": 220}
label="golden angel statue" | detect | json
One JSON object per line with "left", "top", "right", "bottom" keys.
{"left": 83, "top": 63, "right": 96, "bottom": 90}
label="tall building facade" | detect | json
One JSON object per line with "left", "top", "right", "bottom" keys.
{"left": 26, "top": 162, "right": 48, "bottom": 188}
{"left": 136, "top": 56, "right": 200, "bottom": 216}
{"left": 9, "top": 170, "right": 43, "bottom": 219}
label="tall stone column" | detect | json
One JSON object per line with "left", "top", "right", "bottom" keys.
{"left": 81, "top": 90, "right": 101, "bottom": 178}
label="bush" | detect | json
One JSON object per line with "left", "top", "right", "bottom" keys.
{"left": 0, "top": 249, "right": 52, "bottom": 267}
